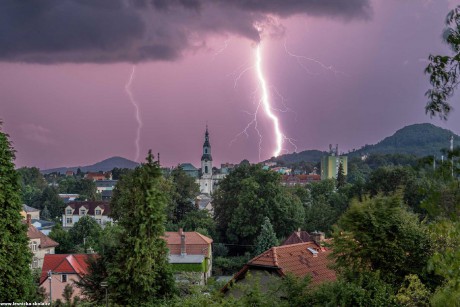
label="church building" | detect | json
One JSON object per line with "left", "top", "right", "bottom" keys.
{"left": 197, "top": 126, "right": 226, "bottom": 195}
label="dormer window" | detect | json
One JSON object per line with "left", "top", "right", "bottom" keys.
{"left": 80, "top": 209, "right": 86, "bottom": 215}
{"left": 95, "top": 209, "right": 102, "bottom": 215}
{"left": 31, "top": 242, "right": 37, "bottom": 252}
{"left": 66, "top": 209, "right": 72, "bottom": 215}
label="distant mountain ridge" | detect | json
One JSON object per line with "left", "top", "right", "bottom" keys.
{"left": 41, "top": 156, "right": 139, "bottom": 174}
{"left": 351, "top": 123, "right": 460, "bottom": 158}
{"left": 271, "top": 123, "right": 460, "bottom": 164}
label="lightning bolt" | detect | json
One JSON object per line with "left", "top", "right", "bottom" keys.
{"left": 125, "top": 66, "right": 142, "bottom": 162}
{"left": 255, "top": 44, "right": 284, "bottom": 157}
{"left": 230, "top": 44, "right": 298, "bottom": 160}
{"left": 284, "top": 39, "right": 348, "bottom": 77}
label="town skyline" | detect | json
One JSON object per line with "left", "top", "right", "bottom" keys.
{"left": 1, "top": 0, "right": 460, "bottom": 170}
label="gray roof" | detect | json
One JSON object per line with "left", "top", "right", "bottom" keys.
{"left": 180, "top": 163, "right": 198, "bottom": 171}
{"left": 169, "top": 254, "right": 205, "bottom": 264}
{"left": 22, "top": 204, "right": 39, "bottom": 212}
{"left": 31, "top": 219, "right": 56, "bottom": 229}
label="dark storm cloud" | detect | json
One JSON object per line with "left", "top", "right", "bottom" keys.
{"left": 0, "top": 0, "right": 370, "bottom": 63}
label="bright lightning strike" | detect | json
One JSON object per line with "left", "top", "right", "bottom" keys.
{"left": 125, "top": 66, "right": 142, "bottom": 162}
{"left": 255, "top": 44, "right": 283, "bottom": 157}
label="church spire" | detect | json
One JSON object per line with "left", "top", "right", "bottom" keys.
{"left": 201, "top": 125, "right": 212, "bottom": 161}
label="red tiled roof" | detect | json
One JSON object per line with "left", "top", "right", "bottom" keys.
{"left": 227, "top": 242, "right": 336, "bottom": 290}
{"left": 67, "top": 201, "right": 111, "bottom": 216}
{"left": 281, "top": 230, "right": 312, "bottom": 246}
{"left": 163, "top": 231, "right": 213, "bottom": 256}
{"left": 39, "top": 254, "right": 95, "bottom": 285}
{"left": 163, "top": 231, "right": 213, "bottom": 245}
{"left": 27, "top": 223, "right": 59, "bottom": 248}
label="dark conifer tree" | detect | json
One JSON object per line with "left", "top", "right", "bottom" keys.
{"left": 108, "top": 151, "right": 175, "bottom": 305}
{"left": 0, "top": 125, "right": 36, "bottom": 301}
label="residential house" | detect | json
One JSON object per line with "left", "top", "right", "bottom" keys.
{"left": 94, "top": 180, "right": 117, "bottom": 194}
{"left": 195, "top": 194, "right": 213, "bottom": 215}
{"left": 62, "top": 201, "right": 112, "bottom": 228}
{"left": 32, "top": 219, "right": 56, "bottom": 236}
{"left": 163, "top": 229, "right": 213, "bottom": 284}
{"left": 39, "top": 254, "right": 95, "bottom": 303}
{"left": 222, "top": 241, "right": 336, "bottom": 294}
{"left": 21, "top": 204, "right": 40, "bottom": 220}
{"left": 85, "top": 172, "right": 111, "bottom": 181}
{"left": 26, "top": 216, "right": 59, "bottom": 269}
{"left": 58, "top": 194, "right": 79, "bottom": 204}
{"left": 281, "top": 229, "right": 326, "bottom": 246}
{"left": 280, "top": 174, "right": 321, "bottom": 186}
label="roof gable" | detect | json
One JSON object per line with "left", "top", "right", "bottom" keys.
{"left": 39, "top": 254, "right": 95, "bottom": 285}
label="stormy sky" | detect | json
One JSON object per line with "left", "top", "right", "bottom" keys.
{"left": 1, "top": 0, "right": 459, "bottom": 169}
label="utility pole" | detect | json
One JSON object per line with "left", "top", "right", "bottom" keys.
{"left": 48, "top": 270, "right": 52, "bottom": 304}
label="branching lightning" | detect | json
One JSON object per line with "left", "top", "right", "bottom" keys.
{"left": 125, "top": 66, "right": 142, "bottom": 162}
{"left": 284, "top": 39, "right": 348, "bottom": 77}
{"left": 255, "top": 44, "right": 283, "bottom": 157}
{"left": 230, "top": 43, "right": 298, "bottom": 160}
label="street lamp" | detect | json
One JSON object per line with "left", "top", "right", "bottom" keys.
{"left": 47, "top": 270, "right": 53, "bottom": 304}
{"left": 100, "top": 281, "right": 108, "bottom": 307}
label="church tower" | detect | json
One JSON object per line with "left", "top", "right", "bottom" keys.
{"left": 201, "top": 126, "right": 213, "bottom": 178}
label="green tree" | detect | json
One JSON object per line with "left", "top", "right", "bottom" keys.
{"left": 253, "top": 217, "right": 278, "bottom": 256}
{"left": 0, "top": 125, "right": 36, "bottom": 301}
{"left": 75, "top": 224, "right": 122, "bottom": 305}
{"left": 427, "top": 219, "right": 460, "bottom": 305}
{"left": 68, "top": 216, "right": 102, "bottom": 252}
{"left": 31, "top": 186, "right": 65, "bottom": 220}
{"left": 108, "top": 151, "right": 175, "bottom": 305}
{"left": 396, "top": 274, "right": 431, "bottom": 307}
{"left": 49, "top": 223, "right": 73, "bottom": 254}
{"left": 213, "top": 164, "right": 303, "bottom": 246}
{"left": 425, "top": 5, "right": 460, "bottom": 119}
{"left": 336, "top": 161, "right": 346, "bottom": 188}
{"left": 169, "top": 166, "right": 200, "bottom": 223}
{"left": 331, "top": 195, "right": 433, "bottom": 287}
{"left": 17, "top": 167, "right": 47, "bottom": 205}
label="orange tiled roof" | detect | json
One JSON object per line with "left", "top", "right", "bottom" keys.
{"left": 163, "top": 231, "right": 213, "bottom": 245}
{"left": 163, "top": 231, "right": 213, "bottom": 256}
{"left": 39, "top": 254, "right": 95, "bottom": 285}
{"left": 27, "top": 223, "right": 59, "bottom": 249}
{"left": 232, "top": 242, "right": 336, "bottom": 287}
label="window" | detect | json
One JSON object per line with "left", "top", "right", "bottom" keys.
{"left": 32, "top": 257, "right": 38, "bottom": 269}
{"left": 205, "top": 148, "right": 207, "bottom": 153}
{"left": 66, "top": 209, "right": 72, "bottom": 215}
{"left": 61, "top": 274, "right": 67, "bottom": 282}
{"left": 80, "top": 209, "right": 86, "bottom": 215}
{"left": 66, "top": 218, "right": 72, "bottom": 224}
{"left": 95, "top": 209, "right": 102, "bottom": 215}
{"left": 31, "top": 242, "right": 37, "bottom": 252}
{"left": 205, "top": 166, "right": 208, "bottom": 174}
{"left": 96, "top": 218, "right": 102, "bottom": 224}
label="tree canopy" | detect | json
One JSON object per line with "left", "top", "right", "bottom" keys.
{"left": 0, "top": 126, "right": 36, "bottom": 301}
{"left": 425, "top": 5, "right": 460, "bottom": 119}
{"left": 108, "top": 151, "right": 175, "bottom": 305}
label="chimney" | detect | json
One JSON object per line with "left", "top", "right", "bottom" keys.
{"left": 26, "top": 214, "right": 31, "bottom": 226}
{"left": 179, "top": 228, "right": 186, "bottom": 256}
{"left": 311, "top": 231, "right": 325, "bottom": 245}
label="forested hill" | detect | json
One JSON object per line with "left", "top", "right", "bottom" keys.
{"left": 271, "top": 123, "right": 460, "bottom": 164}
{"left": 268, "top": 150, "right": 327, "bottom": 164}
{"left": 41, "top": 156, "right": 139, "bottom": 174}
{"left": 351, "top": 123, "right": 460, "bottom": 158}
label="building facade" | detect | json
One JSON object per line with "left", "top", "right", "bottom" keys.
{"left": 320, "top": 145, "right": 348, "bottom": 180}
{"left": 62, "top": 201, "right": 112, "bottom": 228}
